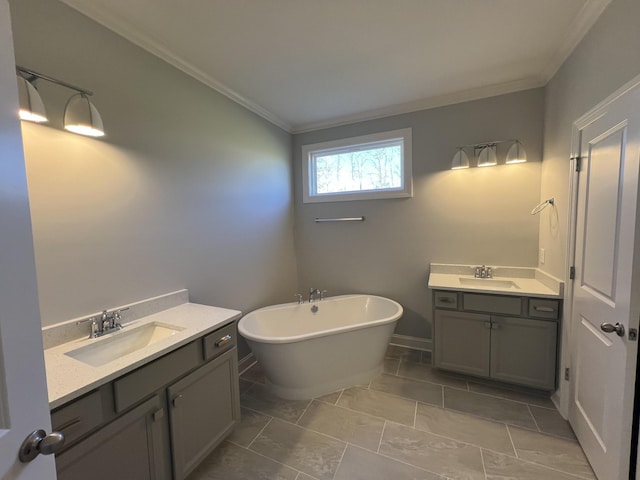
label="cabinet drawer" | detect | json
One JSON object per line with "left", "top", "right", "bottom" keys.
{"left": 434, "top": 291, "right": 458, "bottom": 309}
{"left": 51, "top": 389, "right": 104, "bottom": 449}
{"left": 113, "top": 341, "right": 201, "bottom": 413}
{"left": 463, "top": 293, "right": 522, "bottom": 316}
{"left": 203, "top": 322, "right": 236, "bottom": 361}
{"left": 528, "top": 299, "right": 560, "bottom": 320}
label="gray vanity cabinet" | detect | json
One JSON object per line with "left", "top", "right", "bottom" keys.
{"left": 55, "top": 394, "right": 171, "bottom": 480}
{"left": 52, "top": 321, "right": 240, "bottom": 480}
{"left": 490, "top": 316, "right": 557, "bottom": 389}
{"left": 434, "top": 310, "right": 491, "bottom": 377}
{"left": 169, "top": 347, "right": 240, "bottom": 480}
{"left": 432, "top": 290, "right": 559, "bottom": 390}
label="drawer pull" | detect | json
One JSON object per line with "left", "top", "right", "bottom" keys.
{"left": 439, "top": 298, "right": 455, "bottom": 304}
{"left": 534, "top": 306, "right": 555, "bottom": 313}
{"left": 215, "top": 334, "right": 232, "bottom": 348}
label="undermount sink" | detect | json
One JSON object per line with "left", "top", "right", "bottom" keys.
{"left": 66, "top": 322, "right": 185, "bottom": 367}
{"left": 458, "top": 277, "right": 520, "bottom": 289}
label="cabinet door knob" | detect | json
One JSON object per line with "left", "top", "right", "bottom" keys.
{"left": 172, "top": 394, "right": 183, "bottom": 408}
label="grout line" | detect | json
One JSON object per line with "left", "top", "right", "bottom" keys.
{"left": 335, "top": 389, "right": 344, "bottom": 404}
{"left": 413, "top": 401, "right": 418, "bottom": 428}
{"left": 442, "top": 386, "right": 445, "bottom": 408}
{"left": 246, "top": 416, "right": 273, "bottom": 449}
{"left": 377, "top": 421, "right": 387, "bottom": 453}
{"left": 331, "top": 442, "right": 349, "bottom": 480}
{"left": 295, "top": 399, "right": 314, "bottom": 424}
{"left": 394, "top": 358, "right": 401, "bottom": 376}
{"left": 480, "top": 448, "right": 488, "bottom": 480}
{"left": 527, "top": 404, "right": 541, "bottom": 432}
{"left": 506, "top": 424, "right": 518, "bottom": 458}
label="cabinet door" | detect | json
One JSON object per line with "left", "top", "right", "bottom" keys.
{"left": 490, "top": 316, "right": 557, "bottom": 390}
{"left": 55, "top": 395, "right": 171, "bottom": 480}
{"left": 168, "top": 347, "right": 240, "bottom": 480}
{"left": 434, "top": 310, "right": 491, "bottom": 377}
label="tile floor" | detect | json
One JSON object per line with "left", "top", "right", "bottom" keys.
{"left": 188, "top": 345, "right": 595, "bottom": 480}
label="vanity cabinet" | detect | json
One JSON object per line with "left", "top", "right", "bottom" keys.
{"left": 55, "top": 394, "right": 171, "bottom": 480}
{"left": 52, "top": 321, "right": 240, "bottom": 480}
{"left": 433, "top": 290, "right": 559, "bottom": 390}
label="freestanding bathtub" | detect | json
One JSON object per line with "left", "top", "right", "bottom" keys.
{"left": 238, "top": 294, "right": 403, "bottom": 400}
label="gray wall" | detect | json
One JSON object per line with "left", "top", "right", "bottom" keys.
{"left": 10, "top": 0, "right": 298, "bottom": 358}
{"left": 293, "top": 89, "right": 544, "bottom": 340}
{"left": 539, "top": 0, "right": 640, "bottom": 279}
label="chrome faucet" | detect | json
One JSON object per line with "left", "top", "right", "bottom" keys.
{"left": 77, "top": 307, "right": 129, "bottom": 339}
{"left": 474, "top": 265, "right": 493, "bottom": 278}
{"left": 308, "top": 287, "right": 321, "bottom": 303}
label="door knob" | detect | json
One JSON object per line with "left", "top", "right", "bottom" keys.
{"left": 19, "top": 429, "right": 65, "bottom": 463}
{"left": 601, "top": 322, "right": 625, "bottom": 337}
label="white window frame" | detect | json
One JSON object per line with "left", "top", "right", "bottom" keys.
{"left": 302, "top": 128, "right": 413, "bottom": 203}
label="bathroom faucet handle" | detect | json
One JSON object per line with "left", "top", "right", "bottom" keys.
{"left": 76, "top": 316, "right": 100, "bottom": 338}
{"left": 486, "top": 267, "right": 493, "bottom": 278}
{"left": 294, "top": 293, "right": 304, "bottom": 304}
{"left": 320, "top": 290, "right": 328, "bottom": 300}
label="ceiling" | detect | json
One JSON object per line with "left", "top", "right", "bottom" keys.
{"left": 59, "top": 0, "right": 611, "bottom": 133}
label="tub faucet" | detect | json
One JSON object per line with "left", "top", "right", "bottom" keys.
{"left": 308, "top": 288, "right": 321, "bottom": 303}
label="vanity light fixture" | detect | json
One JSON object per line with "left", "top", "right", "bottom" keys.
{"left": 450, "top": 147, "right": 470, "bottom": 169}
{"left": 16, "top": 75, "right": 48, "bottom": 123}
{"left": 450, "top": 139, "right": 526, "bottom": 170}
{"left": 16, "top": 65, "right": 105, "bottom": 137}
{"left": 505, "top": 140, "right": 527, "bottom": 164}
{"left": 476, "top": 145, "right": 498, "bottom": 167}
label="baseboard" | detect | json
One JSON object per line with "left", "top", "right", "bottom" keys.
{"left": 238, "top": 352, "right": 256, "bottom": 375}
{"left": 389, "top": 334, "right": 432, "bottom": 352}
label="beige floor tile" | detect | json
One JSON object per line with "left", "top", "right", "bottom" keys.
{"left": 398, "top": 361, "right": 469, "bottom": 389}
{"left": 383, "top": 357, "right": 401, "bottom": 374}
{"left": 370, "top": 373, "right": 443, "bottom": 406}
{"left": 337, "top": 387, "right": 417, "bottom": 426}
{"left": 187, "top": 441, "right": 298, "bottom": 480}
{"left": 483, "top": 449, "right": 588, "bottom": 480}
{"left": 529, "top": 404, "right": 577, "bottom": 439}
{"left": 467, "top": 380, "right": 555, "bottom": 408}
{"left": 509, "top": 426, "right": 595, "bottom": 479}
{"left": 240, "top": 362, "right": 267, "bottom": 384}
{"left": 250, "top": 418, "right": 346, "bottom": 480}
{"left": 295, "top": 473, "right": 319, "bottom": 480}
{"left": 297, "top": 400, "right": 385, "bottom": 451}
{"left": 314, "top": 389, "right": 342, "bottom": 404}
{"left": 444, "top": 387, "right": 538, "bottom": 429}
{"left": 379, "top": 422, "right": 485, "bottom": 480}
{"left": 415, "top": 403, "right": 515, "bottom": 455}
{"left": 227, "top": 407, "right": 271, "bottom": 447}
{"left": 241, "top": 383, "right": 311, "bottom": 423}
{"left": 334, "top": 444, "right": 443, "bottom": 480}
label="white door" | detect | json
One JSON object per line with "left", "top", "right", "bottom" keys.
{"left": 0, "top": 1, "right": 58, "bottom": 478}
{"left": 570, "top": 78, "right": 640, "bottom": 480}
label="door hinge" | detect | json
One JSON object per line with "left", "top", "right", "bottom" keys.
{"left": 564, "top": 367, "right": 570, "bottom": 381}
{"left": 569, "top": 266, "right": 576, "bottom": 280}
{"left": 573, "top": 156, "right": 583, "bottom": 172}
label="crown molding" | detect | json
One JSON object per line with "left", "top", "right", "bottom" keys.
{"left": 291, "top": 76, "right": 546, "bottom": 134}
{"left": 59, "top": 1, "right": 293, "bottom": 133}
{"left": 541, "top": 0, "right": 613, "bottom": 82}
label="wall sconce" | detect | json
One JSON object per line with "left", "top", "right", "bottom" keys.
{"left": 451, "top": 140, "right": 527, "bottom": 170}
{"left": 16, "top": 66, "right": 105, "bottom": 137}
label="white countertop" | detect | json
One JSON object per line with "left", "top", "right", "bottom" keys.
{"left": 428, "top": 263, "right": 563, "bottom": 298}
{"left": 45, "top": 302, "right": 241, "bottom": 409}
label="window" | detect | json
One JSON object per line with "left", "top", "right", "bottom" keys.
{"left": 302, "top": 128, "right": 412, "bottom": 203}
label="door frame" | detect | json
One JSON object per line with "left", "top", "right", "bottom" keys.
{"left": 563, "top": 73, "right": 640, "bottom": 478}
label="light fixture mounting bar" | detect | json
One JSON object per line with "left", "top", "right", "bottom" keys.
{"left": 456, "top": 139, "right": 516, "bottom": 149}
{"left": 16, "top": 65, "right": 93, "bottom": 96}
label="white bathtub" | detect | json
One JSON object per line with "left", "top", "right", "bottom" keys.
{"left": 238, "top": 294, "right": 403, "bottom": 400}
